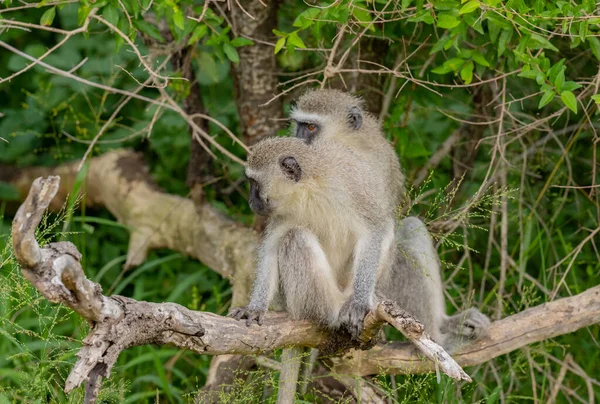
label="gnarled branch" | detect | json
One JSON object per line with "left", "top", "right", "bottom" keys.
{"left": 13, "top": 176, "right": 474, "bottom": 403}
{"left": 11, "top": 175, "right": 600, "bottom": 403}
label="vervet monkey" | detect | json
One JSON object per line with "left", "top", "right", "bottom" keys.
{"left": 229, "top": 137, "right": 396, "bottom": 337}
{"left": 287, "top": 88, "right": 490, "bottom": 351}
{"left": 229, "top": 136, "right": 489, "bottom": 351}
{"left": 290, "top": 88, "right": 404, "bottom": 210}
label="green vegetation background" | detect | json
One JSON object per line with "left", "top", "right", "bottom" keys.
{"left": 0, "top": 0, "right": 599, "bottom": 402}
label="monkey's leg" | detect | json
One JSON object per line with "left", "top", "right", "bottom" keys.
{"left": 278, "top": 228, "right": 347, "bottom": 326}
{"left": 377, "top": 217, "right": 447, "bottom": 343}
{"left": 377, "top": 217, "right": 489, "bottom": 352}
{"left": 276, "top": 229, "right": 346, "bottom": 404}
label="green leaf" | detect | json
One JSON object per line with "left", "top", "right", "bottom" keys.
{"left": 274, "top": 37, "right": 286, "bottom": 54}
{"left": 488, "top": 19, "right": 500, "bottom": 43}
{"left": 554, "top": 68, "right": 565, "bottom": 92}
{"left": 445, "top": 57, "right": 465, "bottom": 72}
{"left": 77, "top": 4, "right": 92, "bottom": 25}
{"left": 460, "top": 61, "right": 474, "bottom": 84}
{"left": 273, "top": 29, "right": 287, "bottom": 37}
{"left": 547, "top": 59, "right": 565, "bottom": 83}
{"left": 529, "top": 33, "right": 559, "bottom": 52}
{"left": 287, "top": 32, "right": 306, "bottom": 49}
{"left": 518, "top": 66, "right": 538, "bottom": 79}
{"left": 187, "top": 24, "right": 207, "bottom": 45}
{"left": 498, "top": 28, "right": 513, "bottom": 57}
{"left": 223, "top": 43, "right": 239, "bottom": 63}
{"left": 459, "top": 0, "right": 479, "bottom": 14}
{"left": 472, "top": 51, "right": 490, "bottom": 67}
{"left": 173, "top": 9, "right": 185, "bottom": 30}
{"left": 231, "top": 37, "right": 254, "bottom": 47}
{"left": 431, "top": 64, "right": 452, "bottom": 74}
{"left": 132, "top": 21, "right": 162, "bottom": 42}
{"left": 352, "top": 3, "right": 375, "bottom": 31}
{"left": 538, "top": 90, "right": 555, "bottom": 109}
{"left": 562, "top": 81, "right": 581, "bottom": 92}
{"left": 591, "top": 94, "right": 600, "bottom": 104}
{"left": 40, "top": 6, "right": 56, "bottom": 26}
{"left": 560, "top": 91, "right": 578, "bottom": 113}
{"left": 430, "top": 36, "right": 450, "bottom": 54}
{"left": 579, "top": 20, "right": 588, "bottom": 42}
{"left": 589, "top": 37, "right": 600, "bottom": 61}
{"left": 437, "top": 13, "right": 461, "bottom": 29}
{"left": 102, "top": 5, "right": 119, "bottom": 26}
{"left": 293, "top": 7, "right": 320, "bottom": 29}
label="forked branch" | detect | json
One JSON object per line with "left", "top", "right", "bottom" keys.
{"left": 11, "top": 176, "right": 600, "bottom": 403}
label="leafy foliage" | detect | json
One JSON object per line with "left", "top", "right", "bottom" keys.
{"left": 1, "top": 0, "right": 599, "bottom": 402}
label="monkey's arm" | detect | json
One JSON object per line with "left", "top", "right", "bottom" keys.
{"left": 339, "top": 224, "right": 394, "bottom": 337}
{"left": 229, "top": 233, "right": 280, "bottom": 326}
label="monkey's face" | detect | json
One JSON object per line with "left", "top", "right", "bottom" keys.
{"left": 245, "top": 156, "right": 303, "bottom": 217}
{"left": 290, "top": 94, "right": 364, "bottom": 144}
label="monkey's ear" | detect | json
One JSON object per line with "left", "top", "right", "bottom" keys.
{"left": 290, "top": 99, "right": 297, "bottom": 110}
{"left": 348, "top": 106, "right": 363, "bottom": 130}
{"left": 279, "top": 156, "right": 302, "bottom": 182}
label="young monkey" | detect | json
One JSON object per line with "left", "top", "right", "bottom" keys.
{"left": 229, "top": 137, "right": 396, "bottom": 337}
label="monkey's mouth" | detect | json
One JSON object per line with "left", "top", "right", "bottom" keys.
{"left": 249, "top": 199, "right": 273, "bottom": 216}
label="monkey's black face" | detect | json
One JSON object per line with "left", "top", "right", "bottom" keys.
{"left": 295, "top": 121, "right": 320, "bottom": 144}
{"left": 247, "top": 177, "right": 271, "bottom": 216}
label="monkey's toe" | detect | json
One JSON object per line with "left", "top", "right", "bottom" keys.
{"left": 461, "top": 308, "right": 491, "bottom": 339}
{"left": 339, "top": 300, "right": 370, "bottom": 339}
{"left": 227, "top": 307, "right": 266, "bottom": 326}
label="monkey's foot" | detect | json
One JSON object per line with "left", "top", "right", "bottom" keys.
{"left": 228, "top": 306, "right": 266, "bottom": 326}
{"left": 459, "top": 308, "right": 491, "bottom": 339}
{"left": 338, "top": 299, "right": 371, "bottom": 339}
{"left": 441, "top": 308, "right": 491, "bottom": 352}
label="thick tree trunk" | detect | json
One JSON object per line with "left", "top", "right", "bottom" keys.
{"left": 231, "top": 0, "right": 283, "bottom": 145}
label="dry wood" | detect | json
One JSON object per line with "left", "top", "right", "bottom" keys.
{"left": 11, "top": 175, "right": 600, "bottom": 404}
{"left": 13, "top": 176, "right": 474, "bottom": 403}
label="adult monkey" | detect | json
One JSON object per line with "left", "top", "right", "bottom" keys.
{"left": 288, "top": 89, "right": 489, "bottom": 350}
{"left": 230, "top": 91, "right": 489, "bottom": 402}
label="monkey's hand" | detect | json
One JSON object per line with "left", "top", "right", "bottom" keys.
{"left": 338, "top": 299, "right": 371, "bottom": 339}
{"left": 228, "top": 306, "right": 266, "bottom": 326}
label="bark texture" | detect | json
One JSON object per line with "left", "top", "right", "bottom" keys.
{"left": 231, "top": 0, "right": 283, "bottom": 145}
{"left": 11, "top": 175, "right": 600, "bottom": 403}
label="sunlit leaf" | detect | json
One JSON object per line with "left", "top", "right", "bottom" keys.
{"left": 538, "top": 90, "right": 554, "bottom": 109}
{"left": 40, "top": 6, "right": 56, "bottom": 26}
{"left": 223, "top": 44, "right": 239, "bottom": 63}
{"left": 437, "top": 13, "right": 461, "bottom": 29}
{"left": 459, "top": 1, "right": 479, "bottom": 14}
{"left": 560, "top": 91, "right": 578, "bottom": 113}
{"left": 274, "top": 37, "right": 286, "bottom": 54}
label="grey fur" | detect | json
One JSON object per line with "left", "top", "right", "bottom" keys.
{"left": 376, "top": 217, "right": 490, "bottom": 352}
{"left": 288, "top": 89, "right": 489, "bottom": 351}
{"left": 233, "top": 90, "right": 490, "bottom": 353}
{"left": 232, "top": 137, "right": 394, "bottom": 337}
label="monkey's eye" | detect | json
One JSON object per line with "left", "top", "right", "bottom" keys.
{"left": 307, "top": 123, "right": 317, "bottom": 132}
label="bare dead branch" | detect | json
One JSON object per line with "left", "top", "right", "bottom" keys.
{"left": 12, "top": 176, "right": 476, "bottom": 402}
{"left": 11, "top": 175, "right": 600, "bottom": 404}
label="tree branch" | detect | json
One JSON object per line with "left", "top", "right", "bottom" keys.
{"left": 11, "top": 175, "right": 600, "bottom": 403}
{"left": 13, "top": 176, "right": 475, "bottom": 403}
{"left": 3, "top": 150, "right": 257, "bottom": 305}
